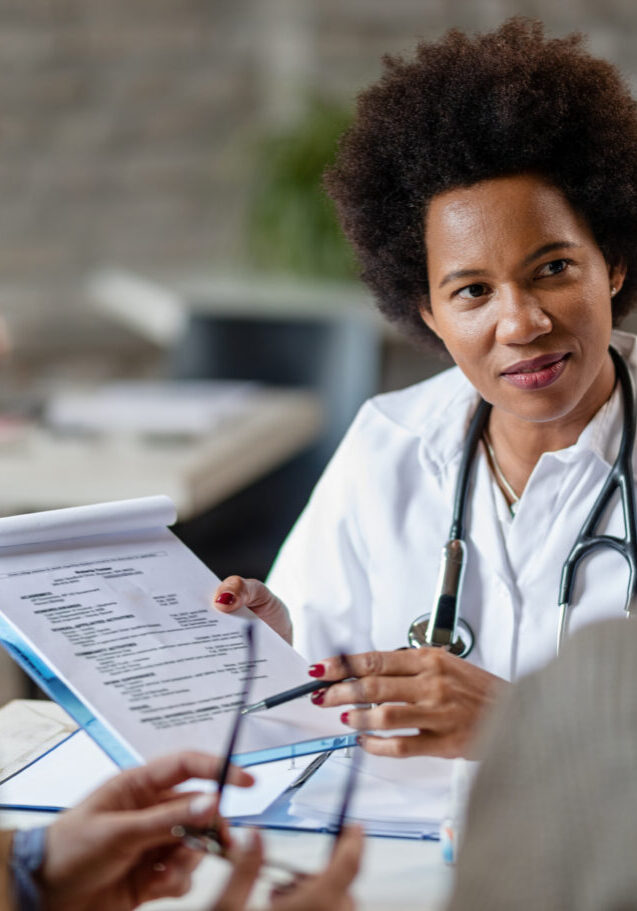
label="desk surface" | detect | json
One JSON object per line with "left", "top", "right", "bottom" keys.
{"left": 0, "top": 700, "right": 452, "bottom": 910}
{"left": 1, "top": 809, "right": 452, "bottom": 911}
{"left": 0, "top": 389, "right": 322, "bottom": 521}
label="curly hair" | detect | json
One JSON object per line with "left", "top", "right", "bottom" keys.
{"left": 324, "top": 18, "right": 637, "bottom": 349}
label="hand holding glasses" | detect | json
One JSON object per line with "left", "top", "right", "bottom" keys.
{"left": 172, "top": 623, "right": 362, "bottom": 884}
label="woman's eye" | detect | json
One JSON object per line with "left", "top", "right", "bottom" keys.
{"left": 539, "top": 258, "right": 569, "bottom": 277}
{"left": 457, "top": 283, "right": 488, "bottom": 300}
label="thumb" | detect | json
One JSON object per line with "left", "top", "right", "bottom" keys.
{"left": 112, "top": 791, "right": 223, "bottom": 853}
{"left": 212, "top": 830, "right": 263, "bottom": 911}
{"left": 213, "top": 577, "right": 292, "bottom": 642}
{"left": 213, "top": 576, "right": 274, "bottom": 613}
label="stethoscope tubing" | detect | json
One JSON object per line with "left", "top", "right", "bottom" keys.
{"left": 421, "top": 344, "right": 637, "bottom": 659}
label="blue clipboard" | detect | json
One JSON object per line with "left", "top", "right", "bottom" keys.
{"left": 0, "top": 615, "right": 357, "bottom": 772}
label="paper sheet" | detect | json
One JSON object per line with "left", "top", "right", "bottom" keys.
{"left": 0, "top": 726, "right": 319, "bottom": 816}
{"left": 0, "top": 700, "right": 78, "bottom": 783}
{"left": 0, "top": 497, "right": 351, "bottom": 768}
{"left": 0, "top": 730, "right": 118, "bottom": 808}
{"left": 289, "top": 753, "right": 452, "bottom": 838}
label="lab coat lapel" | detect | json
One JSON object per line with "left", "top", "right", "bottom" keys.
{"left": 465, "top": 446, "right": 515, "bottom": 591}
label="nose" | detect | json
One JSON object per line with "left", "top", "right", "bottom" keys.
{"left": 494, "top": 285, "right": 552, "bottom": 346}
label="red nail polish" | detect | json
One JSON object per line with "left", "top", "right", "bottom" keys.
{"left": 340, "top": 711, "right": 349, "bottom": 725}
{"left": 216, "top": 592, "right": 235, "bottom": 605}
{"left": 311, "top": 690, "right": 324, "bottom": 705}
{"left": 308, "top": 663, "right": 325, "bottom": 678}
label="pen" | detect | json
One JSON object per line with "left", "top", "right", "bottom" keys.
{"left": 241, "top": 678, "right": 344, "bottom": 715}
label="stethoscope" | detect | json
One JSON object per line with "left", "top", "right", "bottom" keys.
{"left": 407, "top": 345, "right": 637, "bottom": 658}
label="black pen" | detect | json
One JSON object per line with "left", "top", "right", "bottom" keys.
{"left": 241, "top": 678, "right": 344, "bottom": 715}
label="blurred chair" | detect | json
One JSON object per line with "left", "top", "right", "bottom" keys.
{"left": 89, "top": 269, "right": 382, "bottom": 578}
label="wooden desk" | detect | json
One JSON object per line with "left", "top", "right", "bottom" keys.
{"left": 0, "top": 389, "right": 322, "bottom": 521}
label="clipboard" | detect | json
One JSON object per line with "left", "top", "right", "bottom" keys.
{"left": 0, "top": 615, "right": 357, "bottom": 772}
{"left": 0, "top": 496, "right": 357, "bottom": 773}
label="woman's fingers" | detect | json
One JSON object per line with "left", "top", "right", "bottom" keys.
{"left": 212, "top": 830, "right": 263, "bottom": 911}
{"left": 85, "top": 751, "right": 254, "bottom": 811}
{"left": 212, "top": 576, "right": 293, "bottom": 642}
{"left": 327, "top": 825, "right": 364, "bottom": 888}
{"left": 268, "top": 826, "right": 363, "bottom": 911}
{"left": 213, "top": 576, "right": 258, "bottom": 612}
{"left": 357, "top": 731, "right": 461, "bottom": 759}
{"left": 340, "top": 701, "right": 447, "bottom": 733}
{"left": 319, "top": 675, "right": 435, "bottom": 708}
{"left": 309, "top": 648, "right": 507, "bottom": 759}
{"left": 313, "top": 647, "right": 445, "bottom": 681}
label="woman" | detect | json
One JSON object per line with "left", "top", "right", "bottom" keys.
{"left": 214, "top": 19, "right": 637, "bottom": 759}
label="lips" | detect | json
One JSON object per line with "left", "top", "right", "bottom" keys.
{"left": 500, "top": 352, "right": 571, "bottom": 390}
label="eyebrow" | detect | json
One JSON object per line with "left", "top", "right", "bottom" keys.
{"left": 437, "top": 240, "right": 581, "bottom": 290}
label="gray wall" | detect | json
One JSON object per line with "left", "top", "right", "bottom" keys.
{"left": 1, "top": 0, "right": 636, "bottom": 354}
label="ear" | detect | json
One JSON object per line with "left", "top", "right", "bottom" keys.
{"left": 608, "top": 259, "right": 627, "bottom": 297}
{"left": 418, "top": 300, "right": 441, "bottom": 339}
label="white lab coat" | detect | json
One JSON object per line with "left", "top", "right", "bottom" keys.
{"left": 268, "top": 329, "right": 637, "bottom": 683}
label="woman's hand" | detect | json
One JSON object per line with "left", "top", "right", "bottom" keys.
{"left": 213, "top": 576, "right": 293, "bottom": 643}
{"left": 212, "top": 826, "right": 363, "bottom": 911}
{"left": 40, "top": 751, "right": 254, "bottom": 911}
{"left": 309, "top": 649, "right": 508, "bottom": 759}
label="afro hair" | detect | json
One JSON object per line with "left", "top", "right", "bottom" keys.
{"left": 325, "top": 18, "right": 637, "bottom": 348}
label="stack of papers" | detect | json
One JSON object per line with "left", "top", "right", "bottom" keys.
{"left": 0, "top": 700, "right": 78, "bottom": 784}
{"left": 45, "top": 380, "right": 259, "bottom": 436}
{"left": 228, "top": 752, "right": 452, "bottom": 839}
{"left": 289, "top": 753, "right": 451, "bottom": 838}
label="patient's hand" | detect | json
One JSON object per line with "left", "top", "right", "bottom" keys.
{"left": 211, "top": 826, "right": 362, "bottom": 911}
{"left": 309, "top": 648, "right": 508, "bottom": 759}
{"left": 212, "top": 576, "right": 293, "bottom": 644}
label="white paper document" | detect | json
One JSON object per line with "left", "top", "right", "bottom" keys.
{"left": 289, "top": 753, "right": 451, "bottom": 838}
{"left": 0, "top": 724, "right": 319, "bottom": 817}
{"left": 0, "top": 699, "right": 78, "bottom": 784}
{"left": 0, "top": 497, "right": 352, "bottom": 768}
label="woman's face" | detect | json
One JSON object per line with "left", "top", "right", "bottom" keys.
{"left": 421, "top": 173, "right": 626, "bottom": 427}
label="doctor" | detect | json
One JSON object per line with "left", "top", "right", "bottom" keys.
{"left": 214, "top": 19, "right": 637, "bottom": 759}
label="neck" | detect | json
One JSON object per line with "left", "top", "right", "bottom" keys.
{"left": 486, "top": 351, "right": 616, "bottom": 499}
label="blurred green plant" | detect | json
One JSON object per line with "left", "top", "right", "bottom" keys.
{"left": 246, "top": 98, "right": 357, "bottom": 280}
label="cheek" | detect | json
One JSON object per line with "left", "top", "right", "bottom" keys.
{"left": 431, "top": 308, "right": 493, "bottom": 364}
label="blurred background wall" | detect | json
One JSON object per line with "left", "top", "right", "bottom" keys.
{"left": 2, "top": 0, "right": 637, "bottom": 701}
{"left": 2, "top": 0, "right": 636, "bottom": 366}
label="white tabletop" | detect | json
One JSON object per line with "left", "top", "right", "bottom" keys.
{"left": 0, "top": 700, "right": 452, "bottom": 910}
{"left": 1, "top": 809, "right": 452, "bottom": 911}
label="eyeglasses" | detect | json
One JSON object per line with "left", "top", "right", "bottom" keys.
{"left": 173, "top": 623, "right": 361, "bottom": 882}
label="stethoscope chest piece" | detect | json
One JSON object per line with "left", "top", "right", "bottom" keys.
{"left": 407, "top": 614, "right": 475, "bottom": 658}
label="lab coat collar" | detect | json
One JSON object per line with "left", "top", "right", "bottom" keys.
{"left": 417, "top": 329, "right": 637, "bottom": 476}
{"left": 537, "top": 329, "right": 637, "bottom": 471}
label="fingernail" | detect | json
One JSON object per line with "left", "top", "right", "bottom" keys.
{"left": 216, "top": 592, "right": 235, "bottom": 605}
{"left": 308, "top": 663, "right": 325, "bottom": 678}
{"left": 310, "top": 690, "right": 324, "bottom": 705}
{"left": 190, "top": 793, "right": 216, "bottom": 816}
{"left": 340, "top": 711, "right": 349, "bottom": 725}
